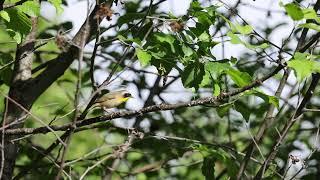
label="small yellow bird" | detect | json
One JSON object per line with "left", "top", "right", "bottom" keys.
{"left": 93, "top": 90, "right": 132, "bottom": 110}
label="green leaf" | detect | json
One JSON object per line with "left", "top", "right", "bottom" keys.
{"left": 205, "top": 5, "right": 217, "bottom": 17}
{"left": 196, "top": 145, "right": 238, "bottom": 178}
{"left": 182, "top": 45, "right": 194, "bottom": 57}
{"left": 287, "top": 59, "right": 317, "bottom": 81}
{"left": 150, "top": 50, "right": 166, "bottom": 59}
{"left": 299, "top": 23, "right": 320, "bottom": 32}
{"left": 0, "top": 10, "right": 10, "bottom": 22}
{"left": 201, "top": 157, "right": 215, "bottom": 180}
{"left": 117, "top": 35, "right": 141, "bottom": 45}
{"left": 227, "top": 31, "right": 242, "bottom": 44}
{"left": 191, "top": 1, "right": 203, "bottom": 11}
{"left": 287, "top": 52, "right": 320, "bottom": 81}
{"left": 181, "top": 62, "right": 205, "bottom": 90}
{"left": 234, "top": 101, "right": 250, "bottom": 121}
{"left": 205, "top": 62, "right": 230, "bottom": 79}
{"left": 284, "top": 3, "right": 304, "bottom": 21}
{"left": 216, "top": 103, "right": 233, "bottom": 118}
{"left": 200, "top": 62, "right": 230, "bottom": 88}
{"left": 17, "top": 1, "right": 40, "bottom": 17}
{"left": 194, "top": 11, "right": 213, "bottom": 27}
{"left": 294, "top": 52, "right": 308, "bottom": 60}
{"left": 227, "top": 31, "right": 268, "bottom": 50}
{"left": 226, "top": 69, "right": 252, "bottom": 87}
{"left": 200, "top": 71, "right": 211, "bottom": 87}
{"left": 5, "top": 8, "right": 32, "bottom": 44}
{"left": 250, "top": 90, "right": 280, "bottom": 108}
{"left": 6, "top": 29, "right": 22, "bottom": 44}
{"left": 232, "top": 24, "right": 253, "bottom": 35}
{"left": 154, "top": 33, "right": 176, "bottom": 53}
{"left": 136, "top": 49, "right": 152, "bottom": 67}
{"left": 48, "top": 0, "right": 63, "bottom": 14}
{"left": 302, "top": 8, "right": 320, "bottom": 23}
{"left": 213, "top": 83, "right": 220, "bottom": 96}
{"left": 199, "top": 31, "right": 211, "bottom": 42}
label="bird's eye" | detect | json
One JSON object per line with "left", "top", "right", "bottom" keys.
{"left": 124, "top": 93, "right": 131, "bottom": 97}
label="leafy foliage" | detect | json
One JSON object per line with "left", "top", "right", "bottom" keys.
{"left": 1, "top": 0, "right": 320, "bottom": 179}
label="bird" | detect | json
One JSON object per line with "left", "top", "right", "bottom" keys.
{"left": 92, "top": 90, "right": 132, "bottom": 110}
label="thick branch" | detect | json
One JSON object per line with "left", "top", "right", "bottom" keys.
{"left": 1, "top": 17, "right": 38, "bottom": 180}
{"left": 26, "top": 6, "right": 100, "bottom": 104}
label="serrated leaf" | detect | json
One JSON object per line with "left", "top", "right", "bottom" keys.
{"left": 284, "top": 3, "right": 304, "bottom": 21}
{"left": 17, "top": 1, "right": 40, "bottom": 17}
{"left": 0, "top": 11, "right": 10, "bottom": 22}
{"left": 226, "top": 69, "right": 252, "bottom": 87}
{"left": 136, "top": 49, "right": 151, "bottom": 67}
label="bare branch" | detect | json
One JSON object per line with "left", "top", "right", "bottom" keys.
{"left": 5, "top": 64, "right": 284, "bottom": 136}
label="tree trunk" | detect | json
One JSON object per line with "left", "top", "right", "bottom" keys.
{"left": 1, "top": 17, "right": 37, "bottom": 180}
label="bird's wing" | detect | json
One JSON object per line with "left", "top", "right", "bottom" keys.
{"left": 95, "top": 93, "right": 116, "bottom": 103}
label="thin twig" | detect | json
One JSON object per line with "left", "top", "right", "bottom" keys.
{"left": 254, "top": 73, "right": 320, "bottom": 179}
{"left": 0, "top": 92, "right": 66, "bottom": 146}
{"left": 55, "top": 0, "right": 91, "bottom": 179}
{"left": 0, "top": 96, "right": 9, "bottom": 179}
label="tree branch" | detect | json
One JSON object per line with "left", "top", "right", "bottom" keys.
{"left": 5, "top": 64, "right": 284, "bottom": 136}
{"left": 25, "top": 5, "right": 100, "bottom": 104}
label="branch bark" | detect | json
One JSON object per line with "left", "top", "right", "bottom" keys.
{"left": 1, "top": 17, "right": 38, "bottom": 180}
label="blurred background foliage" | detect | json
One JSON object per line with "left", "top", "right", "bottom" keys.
{"left": 1, "top": 0, "right": 320, "bottom": 179}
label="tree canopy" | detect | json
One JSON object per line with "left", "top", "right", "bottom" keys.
{"left": 1, "top": 0, "right": 320, "bottom": 179}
